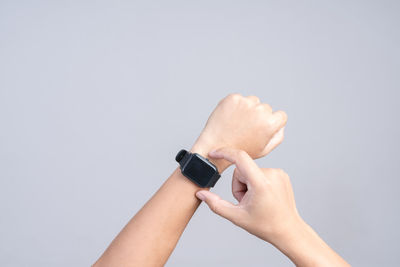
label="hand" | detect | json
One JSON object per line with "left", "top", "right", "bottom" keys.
{"left": 195, "top": 147, "right": 300, "bottom": 244}
{"left": 191, "top": 94, "right": 287, "bottom": 172}
{"left": 196, "top": 148, "right": 351, "bottom": 267}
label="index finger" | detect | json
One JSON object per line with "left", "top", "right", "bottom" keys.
{"left": 209, "top": 148, "right": 263, "bottom": 183}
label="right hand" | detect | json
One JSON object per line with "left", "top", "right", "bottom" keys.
{"left": 196, "top": 148, "right": 351, "bottom": 267}
{"left": 195, "top": 147, "right": 301, "bottom": 245}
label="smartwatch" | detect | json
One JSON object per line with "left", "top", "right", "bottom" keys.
{"left": 175, "top": 149, "right": 221, "bottom": 188}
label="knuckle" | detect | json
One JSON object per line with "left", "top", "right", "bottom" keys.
{"left": 264, "top": 168, "right": 284, "bottom": 179}
{"left": 262, "top": 103, "right": 272, "bottom": 111}
{"left": 274, "top": 168, "right": 289, "bottom": 180}
{"left": 279, "top": 111, "right": 288, "bottom": 123}
{"left": 226, "top": 93, "right": 242, "bottom": 102}
{"left": 248, "top": 95, "right": 260, "bottom": 103}
{"left": 255, "top": 104, "right": 265, "bottom": 111}
{"left": 261, "top": 168, "right": 273, "bottom": 176}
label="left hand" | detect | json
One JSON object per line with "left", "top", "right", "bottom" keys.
{"left": 191, "top": 94, "right": 287, "bottom": 172}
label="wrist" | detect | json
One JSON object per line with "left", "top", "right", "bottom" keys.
{"left": 271, "top": 218, "right": 335, "bottom": 266}
{"left": 190, "top": 141, "right": 231, "bottom": 173}
{"left": 269, "top": 218, "right": 310, "bottom": 262}
{"left": 270, "top": 217, "right": 309, "bottom": 249}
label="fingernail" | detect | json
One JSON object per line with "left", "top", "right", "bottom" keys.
{"left": 196, "top": 191, "right": 205, "bottom": 201}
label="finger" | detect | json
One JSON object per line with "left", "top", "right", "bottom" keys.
{"left": 270, "top": 110, "right": 288, "bottom": 131}
{"left": 260, "top": 103, "right": 273, "bottom": 113}
{"left": 196, "top": 190, "right": 242, "bottom": 223}
{"left": 232, "top": 168, "right": 247, "bottom": 202}
{"left": 261, "top": 127, "right": 285, "bottom": 156}
{"left": 209, "top": 148, "right": 262, "bottom": 183}
{"left": 246, "top": 95, "right": 260, "bottom": 104}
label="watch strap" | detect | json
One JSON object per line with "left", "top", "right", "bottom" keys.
{"left": 175, "top": 149, "right": 192, "bottom": 168}
{"left": 206, "top": 171, "right": 221, "bottom": 188}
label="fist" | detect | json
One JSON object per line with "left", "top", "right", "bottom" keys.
{"left": 192, "top": 94, "right": 287, "bottom": 172}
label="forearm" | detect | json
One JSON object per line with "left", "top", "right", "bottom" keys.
{"left": 94, "top": 143, "right": 228, "bottom": 267}
{"left": 273, "top": 219, "right": 350, "bottom": 267}
{"left": 94, "top": 168, "right": 202, "bottom": 267}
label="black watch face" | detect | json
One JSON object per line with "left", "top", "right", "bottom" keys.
{"left": 183, "top": 154, "right": 216, "bottom": 187}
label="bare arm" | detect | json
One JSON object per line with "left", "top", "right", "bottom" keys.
{"left": 197, "top": 148, "right": 350, "bottom": 267}
{"left": 93, "top": 94, "right": 287, "bottom": 267}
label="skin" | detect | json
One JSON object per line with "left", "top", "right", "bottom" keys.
{"left": 196, "top": 147, "right": 351, "bottom": 267}
{"left": 93, "top": 94, "right": 287, "bottom": 267}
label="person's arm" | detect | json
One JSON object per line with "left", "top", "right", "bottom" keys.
{"left": 93, "top": 94, "right": 287, "bottom": 267}
{"left": 196, "top": 147, "right": 350, "bottom": 267}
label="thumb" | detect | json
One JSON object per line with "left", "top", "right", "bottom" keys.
{"left": 261, "top": 127, "right": 285, "bottom": 156}
{"left": 196, "top": 190, "right": 240, "bottom": 223}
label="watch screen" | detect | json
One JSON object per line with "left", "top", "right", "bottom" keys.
{"left": 184, "top": 155, "right": 215, "bottom": 187}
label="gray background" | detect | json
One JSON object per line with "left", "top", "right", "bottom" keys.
{"left": 1, "top": 0, "right": 399, "bottom": 266}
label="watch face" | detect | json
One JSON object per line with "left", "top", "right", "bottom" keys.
{"left": 183, "top": 154, "right": 216, "bottom": 187}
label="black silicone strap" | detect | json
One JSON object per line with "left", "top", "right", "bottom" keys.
{"left": 206, "top": 171, "right": 221, "bottom": 188}
{"left": 175, "top": 149, "right": 192, "bottom": 168}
